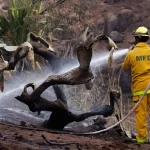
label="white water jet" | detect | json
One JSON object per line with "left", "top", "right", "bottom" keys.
{"left": 0, "top": 48, "right": 128, "bottom": 100}
{"left": 0, "top": 71, "right": 50, "bottom": 100}
{"left": 60, "top": 48, "right": 128, "bottom": 74}
{"left": 92, "top": 48, "right": 128, "bottom": 65}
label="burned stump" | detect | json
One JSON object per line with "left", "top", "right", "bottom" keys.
{"left": 14, "top": 27, "right": 119, "bottom": 130}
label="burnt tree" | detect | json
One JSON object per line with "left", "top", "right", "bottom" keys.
{"left": 15, "top": 28, "right": 120, "bottom": 130}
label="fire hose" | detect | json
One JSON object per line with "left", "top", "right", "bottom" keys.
{"left": 78, "top": 82, "right": 150, "bottom": 135}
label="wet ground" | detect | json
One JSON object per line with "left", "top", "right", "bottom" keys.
{"left": 0, "top": 72, "right": 150, "bottom": 150}
{"left": 1, "top": 92, "right": 150, "bottom": 150}
{"left": 0, "top": 119, "right": 150, "bottom": 150}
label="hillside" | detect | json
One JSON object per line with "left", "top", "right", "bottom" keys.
{"left": 0, "top": 0, "right": 150, "bottom": 150}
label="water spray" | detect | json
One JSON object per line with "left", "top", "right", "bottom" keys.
{"left": 59, "top": 48, "right": 128, "bottom": 74}
{"left": 0, "top": 71, "right": 50, "bottom": 100}
{"left": 0, "top": 48, "right": 128, "bottom": 99}
{"left": 0, "top": 47, "right": 130, "bottom": 129}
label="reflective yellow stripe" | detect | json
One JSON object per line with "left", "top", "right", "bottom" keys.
{"left": 133, "top": 90, "right": 150, "bottom": 96}
{"left": 137, "top": 139, "right": 147, "bottom": 143}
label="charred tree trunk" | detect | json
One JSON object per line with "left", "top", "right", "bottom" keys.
{"left": 31, "top": 42, "right": 62, "bottom": 73}
{"left": 16, "top": 83, "right": 120, "bottom": 130}
{"left": 12, "top": 27, "right": 119, "bottom": 130}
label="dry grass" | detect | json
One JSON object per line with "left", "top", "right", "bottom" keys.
{"left": 64, "top": 78, "right": 109, "bottom": 112}
{"left": 61, "top": 49, "right": 142, "bottom": 135}
{"left": 63, "top": 68, "right": 140, "bottom": 135}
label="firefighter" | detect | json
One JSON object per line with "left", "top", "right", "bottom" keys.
{"left": 122, "top": 26, "right": 150, "bottom": 143}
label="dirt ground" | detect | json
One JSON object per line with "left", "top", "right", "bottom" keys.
{"left": 0, "top": 121, "right": 149, "bottom": 150}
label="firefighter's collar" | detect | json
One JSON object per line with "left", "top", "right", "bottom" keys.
{"left": 135, "top": 42, "right": 149, "bottom": 48}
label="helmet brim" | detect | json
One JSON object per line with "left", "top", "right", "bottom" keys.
{"left": 134, "top": 34, "right": 150, "bottom": 37}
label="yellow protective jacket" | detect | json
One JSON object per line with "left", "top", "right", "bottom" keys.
{"left": 122, "top": 42, "right": 150, "bottom": 96}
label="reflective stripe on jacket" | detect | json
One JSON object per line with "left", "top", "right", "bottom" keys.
{"left": 122, "top": 42, "right": 150, "bottom": 95}
{"left": 133, "top": 90, "right": 150, "bottom": 96}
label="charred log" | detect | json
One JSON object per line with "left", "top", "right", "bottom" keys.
{"left": 31, "top": 43, "right": 62, "bottom": 73}
{"left": 2, "top": 46, "right": 29, "bottom": 71}
{"left": 16, "top": 83, "right": 120, "bottom": 130}
{"left": 53, "top": 85, "right": 68, "bottom": 105}
{"left": 14, "top": 27, "right": 119, "bottom": 130}
{"left": 47, "top": 90, "right": 120, "bottom": 130}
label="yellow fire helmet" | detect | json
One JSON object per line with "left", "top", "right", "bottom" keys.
{"left": 133, "top": 26, "right": 150, "bottom": 37}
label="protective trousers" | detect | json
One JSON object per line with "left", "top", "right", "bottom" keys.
{"left": 133, "top": 94, "right": 150, "bottom": 143}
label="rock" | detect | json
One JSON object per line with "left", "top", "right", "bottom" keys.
{"left": 20, "top": 121, "right": 26, "bottom": 127}
{"left": 119, "top": 70, "right": 131, "bottom": 93}
{"left": 20, "top": 121, "right": 36, "bottom": 128}
{"left": 15, "top": 135, "right": 25, "bottom": 141}
{"left": 104, "top": 0, "right": 120, "bottom": 4}
{"left": 96, "top": 17, "right": 105, "bottom": 32}
{"left": 97, "top": 10, "right": 133, "bottom": 34}
{"left": 132, "top": 14, "right": 141, "bottom": 23}
{"left": 109, "top": 31, "right": 124, "bottom": 43}
{"left": 96, "top": 13, "right": 118, "bottom": 34}
{"left": 107, "top": 13, "right": 118, "bottom": 34}
{"left": 117, "top": 9, "right": 134, "bottom": 32}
